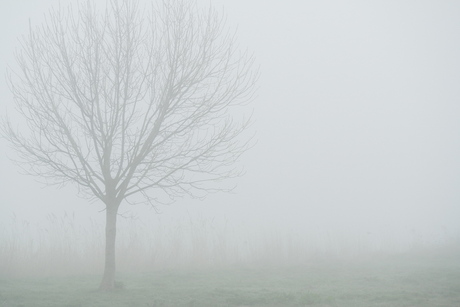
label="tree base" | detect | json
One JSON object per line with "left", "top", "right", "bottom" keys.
{"left": 98, "top": 281, "right": 124, "bottom": 291}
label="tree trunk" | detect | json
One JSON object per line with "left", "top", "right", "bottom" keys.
{"left": 99, "top": 204, "right": 119, "bottom": 291}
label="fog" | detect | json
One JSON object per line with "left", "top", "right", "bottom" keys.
{"left": 1, "top": 0, "right": 460, "bottom": 278}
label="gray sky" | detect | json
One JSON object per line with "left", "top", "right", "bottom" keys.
{"left": 1, "top": 0, "right": 460, "bottom": 250}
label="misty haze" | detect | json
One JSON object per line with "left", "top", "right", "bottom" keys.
{"left": 1, "top": 0, "right": 459, "bottom": 306}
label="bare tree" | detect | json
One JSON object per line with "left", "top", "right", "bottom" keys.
{"left": 2, "top": 0, "right": 257, "bottom": 290}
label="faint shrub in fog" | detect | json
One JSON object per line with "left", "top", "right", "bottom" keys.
{"left": 1, "top": 213, "right": 459, "bottom": 278}
{"left": 0, "top": 213, "right": 104, "bottom": 277}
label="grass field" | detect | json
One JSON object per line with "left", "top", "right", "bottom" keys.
{"left": 1, "top": 249, "right": 459, "bottom": 307}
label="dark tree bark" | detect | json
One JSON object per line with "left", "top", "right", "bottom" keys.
{"left": 99, "top": 203, "right": 119, "bottom": 290}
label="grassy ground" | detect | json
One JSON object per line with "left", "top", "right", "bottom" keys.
{"left": 1, "top": 250, "right": 459, "bottom": 307}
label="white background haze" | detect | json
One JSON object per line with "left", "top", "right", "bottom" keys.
{"left": 1, "top": 0, "right": 460, "bottom": 260}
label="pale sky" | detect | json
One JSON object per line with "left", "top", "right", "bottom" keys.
{"left": 1, "top": 0, "right": 460, "bottom": 251}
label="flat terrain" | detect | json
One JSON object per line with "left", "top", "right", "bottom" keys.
{"left": 1, "top": 251, "right": 459, "bottom": 307}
